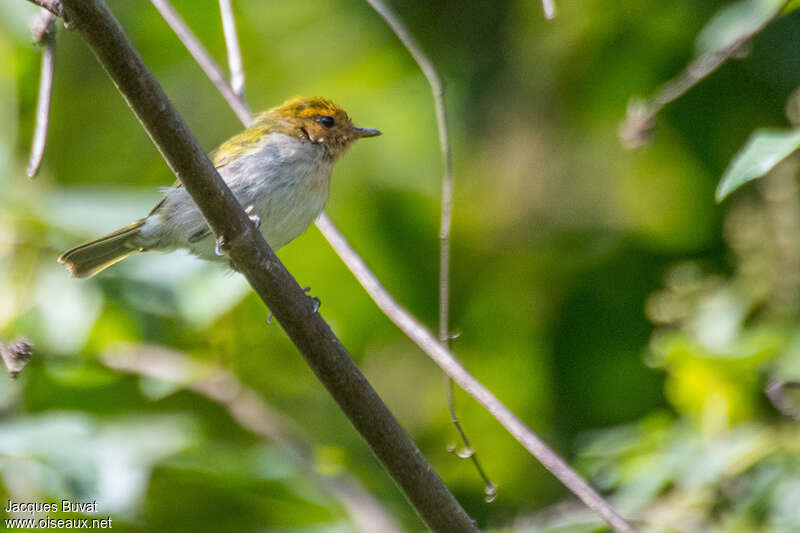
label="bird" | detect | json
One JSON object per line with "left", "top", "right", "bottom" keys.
{"left": 58, "top": 96, "right": 381, "bottom": 278}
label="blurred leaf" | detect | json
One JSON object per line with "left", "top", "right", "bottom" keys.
{"left": 784, "top": 0, "right": 800, "bottom": 13}
{"left": 33, "top": 266, "right": 104, "bottom": 354}
{"left": 0, "top": 413, "right": 197, "bottom": 512}
{"left": 716, "top": 129, "right": 800, "bottom": 201}
{"left": 696, "top": 0, "right": 784, "bottom": 56}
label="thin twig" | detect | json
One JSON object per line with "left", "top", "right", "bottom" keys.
{"left": 24, "top": 0, "right": 63, "bottom": 18}
{"left": 102, "top": 344, "right": 405, "bottom": 533}
{"left": 149, "top": 0, "right": 252, "bottom": 126}
{"left": 57, "top": 1, "right": 476, "bottom": 530}
{"left": 446, "top": 376, "right": 496, "bottom": 500}
{"left": 542, "top": 0, "right": 556, "bottom": 19}
{"left": 363, "top": 0, "right": 495, "bottom": 494}
{"left": 27, "top": 9, "right": 56, "bottom": 178}
{"left": 218, "top": 0, "right": 244, "bottom": 98}
{"left": 315, "top": 215, "right": 636, "bottom": 533}
{"left": 620, "top": 0, "right": 788, "bottom": 149}
{"left": 148, "top": 0, "right": 634, "bottom": 528}
{"left": 1, "top": 338, "right": 33, "bottom": 378}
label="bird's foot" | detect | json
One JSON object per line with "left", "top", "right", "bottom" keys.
{"left": 303, "top": 286, "right": 321, "bottom": 313}
{"left": 215, "top": 235, "right": 227, "bottom": 256}
{"left": 245, "top": 205, "right": 261, "bottom": 230}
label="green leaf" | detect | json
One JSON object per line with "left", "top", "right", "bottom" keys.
{"left": 696, "top": 0, "right": 785, "bottom": 57}
{"left": 785, "top": 0, "right": 800, "bottom": 14}
{"left": 716, "top": 129, "right": 800, "bottom": 202}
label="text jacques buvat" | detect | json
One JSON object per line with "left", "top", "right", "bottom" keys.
{"left": 4, "top": 500, "right": 112, "bottom": 529}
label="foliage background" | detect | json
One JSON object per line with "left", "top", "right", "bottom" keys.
{"left": 1, "top": 0, "right": 800, "bottom": 531}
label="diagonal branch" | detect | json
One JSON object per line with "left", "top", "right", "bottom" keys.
{"left": 149, "top": 0, "right": 251, "bottom": 126}
{"left": 362, "top": 0, "right": 452, "bottom": 351}
{"left": 102, "top": 344, "right": 404, "bottom": 533}
{"left": 620, "top": 0, "right": 787, "bottom": 149}
{"left": 316, "top": 216, "right": 636, "bottom": 533}
{"left": 55, "top": 1, "right": 476, "bottom": 531}
{"left": 154, "top": 1, "right": 634, "bottom": 530}
{"left": 364, "top": 0, "right": 495, "bottom": 497}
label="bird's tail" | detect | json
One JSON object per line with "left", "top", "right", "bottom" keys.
{"left": 58, "top": 220, "right": 145, "bottom": 278}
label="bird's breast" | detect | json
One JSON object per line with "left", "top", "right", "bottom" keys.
{"left": 221, "top": 133, "right": 333, "bottom": 249}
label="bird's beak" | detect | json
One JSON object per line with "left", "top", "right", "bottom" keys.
{"left": 352, "top": 126, "right": 382, "bottom": 138}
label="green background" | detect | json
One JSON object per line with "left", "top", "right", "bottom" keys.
{"left": 2, "top": 1, "right": 800, "bottom": 531}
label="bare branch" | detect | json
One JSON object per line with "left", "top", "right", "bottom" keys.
{"left": 27, "top": 9, "right": 56, "bottom": 179}
{"left": 362, "top": 4, "right": 452, "bottom": 318}
{"left": 25, "top": 0, "right": 63, "bottom": 18}
{"left": 218, "top": 0, "right": 244, "bottom": 98}
{"left": 620, "top": 1, "right": 787, "bottom": 149}
{"left": 145, "top": 0, "right": 634, "bottom": 528}
{"left": 316, "top": 217, "right": 637, "bottom": 532}
{"left": 363, "top": 0, "right": 497, "bottom": 497}
{"left": 1, "top": 338, "right": 33, "bottom": 378}
{"left": 149, "top": 0, "right": 252, "bottom": 126}
{"left": 56, "top": 1, "right": 475, "bottom": 530}
{"left": 102, "top": 344, "right": 404, "bottom": 533}
{"left": 445, "top": 376, "right": 496, "bottom": 500}
{"left": 542, "top": 0, "right": 556, "bottom": 19}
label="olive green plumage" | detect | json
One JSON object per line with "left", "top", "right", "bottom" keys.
{"left": 58, "top": 219, "right": 145, "bottom": 278}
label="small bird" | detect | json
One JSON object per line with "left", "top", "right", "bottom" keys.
{"left": 59, "top": 96, "right": 380, "bottom": 278}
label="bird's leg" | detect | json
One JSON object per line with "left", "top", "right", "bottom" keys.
{"left": 245, "top": 205, "right": 261, "bottom": 230}
{"left": 215, "top": 235, "right": 227, "bottom": 256}
{"left": 218, "top": 206, "right": 258, "bottom": 262}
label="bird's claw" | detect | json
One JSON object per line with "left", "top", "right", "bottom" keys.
{"left": 215, "top": 235, "right": 227, "bottom": 256}
{"left": 245, "top": 205, "right": 261, "bottom": 229}
{"left": 302, "top": 286, "right": 321, "bottom": 313}
{"left": 266, "top": 288, "right": 319, "bottom": 325}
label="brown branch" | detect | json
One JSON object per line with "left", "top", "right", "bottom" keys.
{"left": 27, "top": 9, "right": 56, "bottom": 178}
{"left": 149, "top": 0, "right": 252, "bottom": 126}
{"left": 102, "top": 344, "right": 404, "bottom": 533}
{"left": 55, "top": 1, "right": 476, "bottom": 531}
{"left": 316, "top": 216, "right": 637, "bottom": 532}
{"left": 147, "top": 1, "right": 634, "bottom": 529}
{"left": 1, "top": 338, "right": 33, "bottom": 378}
{"left": 218, "top": 0, "right": 244, "bottom": 98}
{"left": 620, "top": 0, "right": 787, "bottom": 149}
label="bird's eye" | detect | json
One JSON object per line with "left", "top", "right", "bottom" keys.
{"left": 319, "top": 116, "right": 335, "bottom": 128}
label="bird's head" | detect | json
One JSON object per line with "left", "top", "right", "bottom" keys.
{"left": 263, "top": 96, "right": 381, "bottom": 159}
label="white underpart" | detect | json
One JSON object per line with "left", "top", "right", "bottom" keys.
{"left": 136, "top": 132, "right": 332, "bottom": 262}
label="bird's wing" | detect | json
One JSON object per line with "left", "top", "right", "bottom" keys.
{"left": 148, "top": 115, "right": 282, "bottom": 218}
{"left": 146, "top": 149, "right": 241, "bottom": 217}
